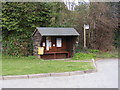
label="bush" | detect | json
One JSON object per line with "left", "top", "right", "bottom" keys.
{"left": 2, "top": 34, "right": 33, "bottom": 56}
{"left": 76, "top": 47, "right": 89, "bottom": 53}
{"left": 88, "top": 49, "right": 100, "bottom": 53}
{"left": 72, "top": 53, "right": 96, "bottom": 60}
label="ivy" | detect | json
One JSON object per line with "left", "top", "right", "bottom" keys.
{"left": 2, "top": 2, "right": 68, "bottom": 56}
{"left": 2, "top": 2, "right": 50, "bottom": 55}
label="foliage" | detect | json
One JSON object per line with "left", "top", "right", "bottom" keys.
{"left": 114, "top": 29, "right": 120, "bottom": 48}
{"left": 2, "top": 2, "right": 53, "bottom": 31}
{"left": 2, "top": 2, "right": 68, "bottom": 56}
{"left": 73, "top": 4, "right": 91, "bottom": 48}
{"left": 74, "top": 48, "right": 118, "bottom": 60}
{"left": 76, "top": 48, "right": 88, "bottom": 53}
{"left": 96, "top": 51, "right": 118, "bottom": 58}
{"left": 2, "top": 55, "right": 94, "bottom": 75}
{"left": 88, "top": 2, "right": 118, "bottom": 51}
{"left": 0, "top": 53, "right": 1, "bottom": 75}
{"left": 2, "top": 34, "right": 33, "bottom": 56}
{"left": 74, "top": 2, "right": 118, "bottom": 51}
{"left": 2, "top": 2, "right": 119, "bottom": 56}
{"left": 72, "top": 53, "right": 96, "bottom": 60}
{"left": 76, "top": 47, "right": 100, "bottom": 53}
{"left": 88, "top": 49, "right": 100, "bottom": 53}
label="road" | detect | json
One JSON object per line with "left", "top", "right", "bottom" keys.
{"left": 1, "top": 59, "right": 118, "bottom": 88}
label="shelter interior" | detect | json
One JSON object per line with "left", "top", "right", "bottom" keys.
{"left": 40, "top": 36, "right": 77, "bottom": 59}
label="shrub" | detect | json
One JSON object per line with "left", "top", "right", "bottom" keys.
{"left": 76, "top": 48, "right": 89, "bottom": 53}
{"left": 72, "top": 53, "right": 96, "bottom": 60}
{"left": 88, "top": 49, "right": 100, "bottom": 53}
{"left": 2, "top": 35, "right": 33, "bottom": 56}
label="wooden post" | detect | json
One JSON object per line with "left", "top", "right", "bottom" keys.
{"left": 84, "top": 24, "right": 86, "bottom": 48}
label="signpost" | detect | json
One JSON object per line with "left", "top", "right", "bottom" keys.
{"left": 84, "top": 24, "right": 89, "bottom": 48}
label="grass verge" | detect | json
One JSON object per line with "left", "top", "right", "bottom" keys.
{"left": 2, "top": 55, "right": 94, "bottom": 76}
{"left": 72, "top": 53, "right": 96, "bottom": 60}
{"left": 96, "top": 51, "right": 118, "bottom": 58}
{"left": 72, "top": 49, "right": 118, "bottom": 60}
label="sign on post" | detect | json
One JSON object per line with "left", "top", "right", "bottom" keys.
{"left": 84, "top": 24, "right": 89, "bottom": 48}
{"left": 84, "top": 24, "right": 89, "bottom": 29}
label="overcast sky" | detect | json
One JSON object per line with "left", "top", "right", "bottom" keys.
{"left": 63, "top": 0, "right": 89, "bottom": 10}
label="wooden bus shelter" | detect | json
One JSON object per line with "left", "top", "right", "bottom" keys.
{"left": 32, "top": 27, "right": 80, "bottom": 59}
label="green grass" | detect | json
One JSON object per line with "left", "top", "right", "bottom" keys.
{"left": 2, "top": 49, "right": 117, "bottom": 76}
{"left": 72, "top": 53, "right": 96, "bottom": 60}
{"left": 2, "top": 55, "right": 94, "bottom": 76}
{"left": 72, "top": 49, "right": 118, "bottom": 60}
{"left": 96, "top": 51, "right": 118, "bottom": 58}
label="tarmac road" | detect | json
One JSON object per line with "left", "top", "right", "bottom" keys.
{"left": 1, "top": 59, "right": 118, "bottom": 88}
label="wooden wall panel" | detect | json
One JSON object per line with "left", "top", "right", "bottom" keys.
{"left": 33, "top": 35, "right": 78, "bottom": 59}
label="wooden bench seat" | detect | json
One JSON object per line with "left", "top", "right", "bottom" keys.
{"left": 44, "top": 51, "right": 70, "bottom": 59}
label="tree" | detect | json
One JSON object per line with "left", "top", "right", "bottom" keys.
{"left": 2, "top": 2, "right": 70, "bottom": 56}
{"left": 2, "top": 2, "right": 57, "bottom": 55}
{"left": 109, "top": 2, "right": 119, "bottom": 48}
{"left": 73, "top": 3, "right": 90, "bottom": 49}
{"left": 88, "top": 2, "right": 118, "bottom": 51}
{"left": 74, "top": 2, "right": 118, "bottom": 51}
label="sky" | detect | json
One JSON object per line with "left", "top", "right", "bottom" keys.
{"left": 63, "top": 0, "right": 90, "bottom": 10}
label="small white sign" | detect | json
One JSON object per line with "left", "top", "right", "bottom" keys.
{"left": 84, "top": 24, "right": 89, "bottom": 29}
{"left": 56, "top": 38, "right": 62, "bottom": 47}
{"left": 46, "top": 40, "right": 49, "bottom": 50}
{"left": 49, "top": 42, "right": 52, "bottom": 48}
{"left": 53, "top": 44, "right": 55, "bottom": 47}
{"left": 46, "top": 36, "right": 51, "bottom": 51}
{"left": 42, "top": 42, "right": 45, "bottom": 47}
